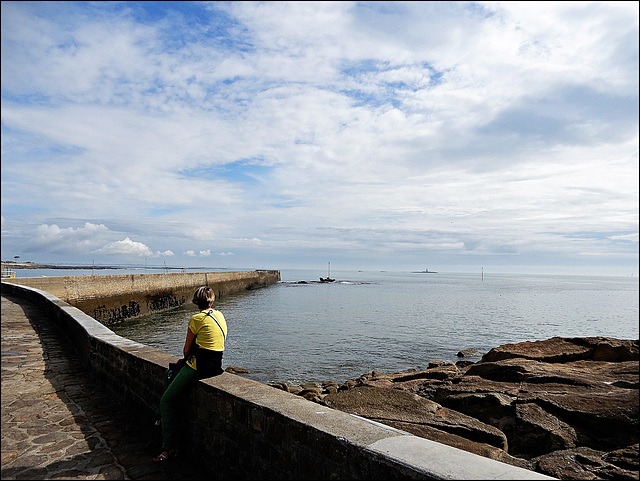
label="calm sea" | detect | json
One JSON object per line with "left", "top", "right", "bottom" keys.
{"left": 109, "top": 269, "right": 639, "bottom": 386}
{"left": 10, "top": 268, "right": 639, "bottom": 385}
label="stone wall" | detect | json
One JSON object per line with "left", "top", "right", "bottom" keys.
{"left": 1, "top": 281, "right": 553, "bottom": 480}
{"left": 2, "top": 270, "right": 280, "bottom": 325}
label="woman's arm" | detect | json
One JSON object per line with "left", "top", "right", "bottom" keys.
{"left": 183, "top": 328, "right": 196, "bottom": 357}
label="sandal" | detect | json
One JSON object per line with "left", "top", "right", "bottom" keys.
{"left": 152, "top": 450, "right": 177, "bottom": 462}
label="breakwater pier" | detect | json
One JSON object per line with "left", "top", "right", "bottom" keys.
{"left": 3, "top": 270, "right": 281, "bottom": 324}
{"left": 2, "top": 272, "right": 553, "bottom": 480}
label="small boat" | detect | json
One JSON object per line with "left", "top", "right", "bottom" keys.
{"left": 319, "top": 262, "right": 335, "bottom": 282}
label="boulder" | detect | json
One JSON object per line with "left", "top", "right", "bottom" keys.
{"left": 392, "top": 364, "right": 460, "bottom": 382}
{"left": 379, "top": 420, "right": 531, "bottom": 470}
{"left": 512, "top": 403, "right": 577, "bottom": 457}
{"left": 322, "top": 385, "right": 508, "bottom": 450}
{"left": 464, "top": 358, "right": 638, "bottom": 386}
{"left": 225, "top": 366, "right": 250, "bottom": 374}
{"left": 415, "top": 359, "right": 639, "bottom": 455}
{"left": 532, "top": 446, "right": 639, "bottom": 480}
{"left": 458, "top": 348, "right": 482, "bottom": 357}
{"left": 272, "top": 337, "right": 639, "bottom": 480}
{"left": 269, "top": 381, "right": 290, "bottom": 392}
{"left": 518, "top": 389, "right": 638, "bottom": 452}
{"left": 603, "top": 444, "right": 639, "bottom": 471}
{"left": 431, "top": 391, "right": 517, "bottom": 434}
{"left": 481, "top": 337, "right": 638, "bottom": 363}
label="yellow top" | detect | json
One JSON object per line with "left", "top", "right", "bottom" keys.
{"left": 185, "top": 309, "right": 227, "bottom": 371}
{"left": 188, "top": 309, "right": 227, "bottom": 351}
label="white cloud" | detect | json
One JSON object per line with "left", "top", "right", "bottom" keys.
{"left": 26, "top": 223, "right": 110, "bottom": 254}
{"left": 183, "top": 249, "right": 212, "bottom": 257}
{"left": 1, "top": 1, "right": 637, "bottom": 274}
{"left": 609, "top": 233, "right": 640, "bottom": 243}
{"left": 94, "top": 237, "right": 154, "bottom": 257}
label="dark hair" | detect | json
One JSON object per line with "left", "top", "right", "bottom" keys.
{"left": 192, "top": 286, "right": 215, "bottom": 310}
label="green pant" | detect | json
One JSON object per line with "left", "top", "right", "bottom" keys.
{"left": 159, "top": 363, "right": 199, "bottom": 450}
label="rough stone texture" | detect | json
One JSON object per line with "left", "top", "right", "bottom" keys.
{"left": 457, "top": 348, "right": 482, "bottom": 358}
{"left": 481, "top": 337, "right": 638, "bottom": 363}
{"left": 273, "top": 337, "right": 639, "bottom": 480}
{"left": 323, "top": 385, "right": 509, "bottom": 450}
{"left": 1, "top": 293, "right": 212, "bottom": 480}
{"left": 532, "top": 445, "right": 639, "bottom": 481}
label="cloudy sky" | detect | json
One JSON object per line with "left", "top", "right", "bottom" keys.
{"left": 1, "top": 1, "right": 638, "bottom": 276}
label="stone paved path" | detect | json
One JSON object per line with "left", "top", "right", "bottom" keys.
{"left": 1, "top": 292, "right": 211, "bottom": 480}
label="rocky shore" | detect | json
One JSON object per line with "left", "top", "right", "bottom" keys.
{"left": 263, "top": 337, "right": 639, "bottom": 480}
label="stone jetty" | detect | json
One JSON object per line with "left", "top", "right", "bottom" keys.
{"left": 270, "top": 337, "right": 639, "bottom": 480}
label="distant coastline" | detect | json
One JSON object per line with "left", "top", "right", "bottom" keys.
{"left": 0, "top": 261, "right": 230, "bottom": 273}
{"left": 1, "top": 261, "right": 170, "bottom": 271}
{"left": 2, "top": 261, "right": 123, "bottom": 270}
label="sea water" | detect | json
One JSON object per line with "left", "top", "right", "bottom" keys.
{"left": 105, "top": 269, "right": 639, "bottom": 386}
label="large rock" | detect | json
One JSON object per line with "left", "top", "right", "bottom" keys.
{"left": 322, "top": 385, "right": 509, "bottom": 450}
{"left": 272, "top": 337, "right": 639, "bottom": 480}
{"left": 481, "top": 337, "right": 638, "bottom": 363}
{"left": 532, "top": 445, "right": 639, "bottom": 480}
{"left": 513, "top": 403, "right": 577, "bottom": 456}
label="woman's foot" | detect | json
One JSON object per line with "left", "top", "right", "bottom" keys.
{"left": 152, "top": 450, "right": 177, "bottom": 462}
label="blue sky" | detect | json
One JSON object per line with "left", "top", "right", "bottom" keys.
{"left": 1, "top": 1, "right": 638, "bottom": 276}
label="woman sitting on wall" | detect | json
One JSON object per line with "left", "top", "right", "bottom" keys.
{"left": 153, "top": 285, "right": 227, "bottom": 462}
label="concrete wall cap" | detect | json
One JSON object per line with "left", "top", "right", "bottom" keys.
{"left": 367, "top": 436, "right": 557, "bottom": 480}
